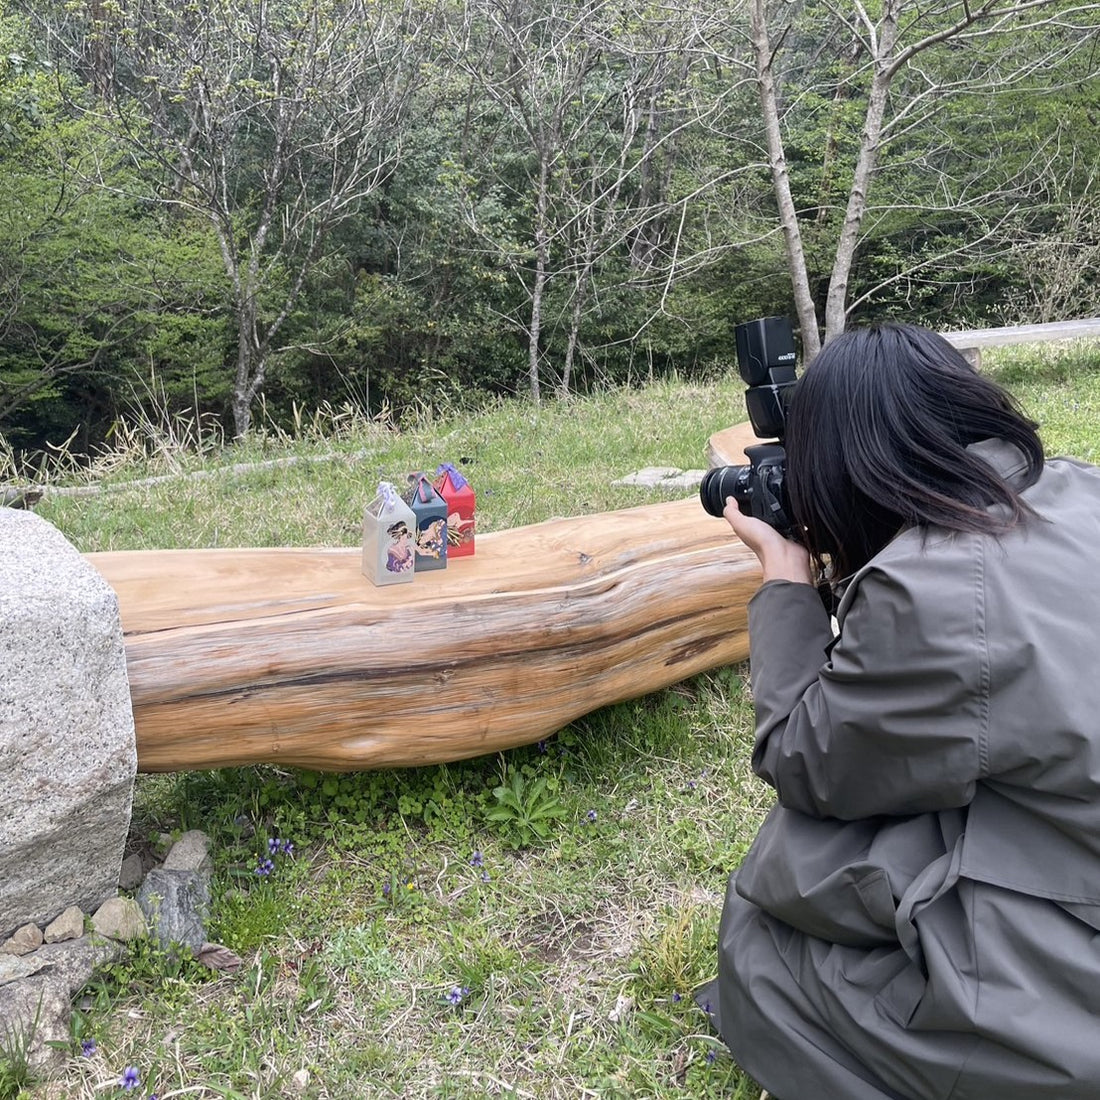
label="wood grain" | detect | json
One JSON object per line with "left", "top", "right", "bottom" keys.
{"left": 87, "top": 488, "right": 761, "bottom": 772}
{"left": 705, "top": 420, "right": 763, "bottom": 470}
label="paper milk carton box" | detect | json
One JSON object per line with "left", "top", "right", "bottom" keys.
{"left": 433, "top": 463, "right": 476, "bottom": 558}
{"left": 362, "top": 481, "right": 417, "bottom": 586}
{"left": 403, "top": 472, "right": 448, "bottom": 571}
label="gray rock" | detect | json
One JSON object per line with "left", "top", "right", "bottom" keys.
{"left": 1, "top": 922, "right": 43, "bottom": 956}
{"left": 34, "top": 934, "right": 123, "bottom": 990}
{"left": 118, "top": 852, "right": 145, "bottom": 890}
{"left": 0, "top": 510, "right": 136, "bottom": 941}
{"left": 44, "top": 905, "right": 84, "bottom": 944}
{"left": 91, "top": 896, "right": 147, "bottom": 941}
{"left": 0, "top": 975, "right": 71, "bottom": 1072}
{"left": 611, "top": 466, "right": 706, "bottom": 490}
{"left": 611, "top": 466, "right": 682, "bottom": 486}
{"left": 162, "top": 830, "right": 213, "bottom": 875}
{"left": 0, "top": 953, "right": 46, "bottom": 986}
{"left": 137, "top": 869, "right": 210, "bottom": 952}
{"left": 0, "top": 936, "right": 123, "bottom": 1072}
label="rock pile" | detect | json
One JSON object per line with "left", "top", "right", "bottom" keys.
{"left": 0, "top": 830, "right": 221, "bottom": 1074}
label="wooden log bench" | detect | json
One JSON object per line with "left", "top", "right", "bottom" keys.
{"left": 87, "top": 423, "right": 763, "bottom": 774}
{"left": 931, "top": 318, "right": 1099, "bottom": 369}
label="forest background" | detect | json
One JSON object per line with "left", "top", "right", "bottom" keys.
{"left": 2, "top": 0, "right": 1099, "bottom": 460}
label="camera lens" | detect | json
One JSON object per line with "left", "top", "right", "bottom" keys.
{"left": 699, "top": 464, "right": 750, "bottom": 518}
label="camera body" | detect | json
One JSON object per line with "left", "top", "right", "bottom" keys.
{"left": 699, "top": 316, "right": 798, "bottom": 537}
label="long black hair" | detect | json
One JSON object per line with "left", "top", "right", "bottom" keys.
{"left": 785, "top": 323, "right": 1044, "bottom": 582}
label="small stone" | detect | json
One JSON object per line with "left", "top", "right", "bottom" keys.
{"left": 162, "top": 830, "right": 212, "bottom": 874}
{"left": 34, "top": 936, "right": 123, "bottom": 992}
{"left": 1, "top": 922, "right": 43, "bottom": 956}
{"left": 0, "top": 953, "right": 45, "bottom": 985}
{"left": 611, "top": 466, "right": 683, "bottom": 487}
{"left": 91, "top": 896, "right": 147, "bottom": 941}
{"left": 290, "top": 1069, "right": 310, "bottom": 1093}
{"left": 119, "top": 852, "right": 145, "bottom": 890}
{"left": 44, "top": 906, "right": 85, "bottom": 944}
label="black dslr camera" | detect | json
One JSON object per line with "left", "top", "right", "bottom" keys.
{"left": 699, "top": 316, "right": 798, "bottom": 537}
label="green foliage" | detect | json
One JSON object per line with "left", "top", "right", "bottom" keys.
{"left": 483, "top": 766, "right": 569, "bottom": 849}
{"left": 4, "top": 0, "right": 1097, "bottom": 454}
{"left": 0, "top": 35, "right": 230, "bottom": 453}
{"left": 213, "top": 881, "right": 290, "bottom": 953}
{"left": 80, "top": 938, "right": 213, "bottom": 1018}
{"left": 0, "top": 1000, "right": 38, "bottom": 1100}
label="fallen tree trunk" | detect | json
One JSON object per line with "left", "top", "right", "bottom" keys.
{"left": 88, "top": 473, "right": 761, "bottom": 772}
{"left": 706, "top": 421, "right": 773, "bottom": 470}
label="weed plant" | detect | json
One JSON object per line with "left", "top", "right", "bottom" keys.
{"left": 0, "top": 1007, "right": 38, "bottom": 1100}
{"left": 14, "top": 343, "right": 1100, "bottom": 1099}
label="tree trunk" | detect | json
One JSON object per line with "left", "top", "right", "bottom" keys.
{"left": 231, "top": 297, "right": 258, "bottom": 437}
{"left": 750, "top": 0, "right": 821, "bottom": 358}
{"left": 560, "top": 280, "right": 586, "bottom": 398}
{"left": 528, "top": 154, "right": 550, "bottom": 404}
{"left": 88, "top": 495, "right": 761, "bottom": 772}
{"left": 822, "top": 3, "right": 900, "bottom": 342}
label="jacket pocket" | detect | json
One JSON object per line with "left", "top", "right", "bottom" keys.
{"left": 873, "top": 959, "right": 927, "bottom": 1028}
{"left": 737, "top": 807, "right": 901, "bottom": 947}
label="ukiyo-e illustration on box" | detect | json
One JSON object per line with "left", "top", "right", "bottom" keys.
{"left": 433, "top": 462, "right": 476, "bottom": 557}
{"left": 361, "top": 481, "right": 417, "bottom": 586}
{"left": 404, "top": 472, "right": 448, "bottom": 571}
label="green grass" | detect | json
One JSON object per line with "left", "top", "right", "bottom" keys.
{"left": 13, "top": 342, "right": 1100, "bottom": 1099}
{"left": 31, "top": 376, "right": 748, "bottom": 552}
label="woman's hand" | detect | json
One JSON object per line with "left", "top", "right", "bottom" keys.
{"left": 723, "top": 497, "right": 814, "bottom": 586}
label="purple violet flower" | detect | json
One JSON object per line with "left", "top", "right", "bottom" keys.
{"left": 80, "top": 1038, "right": 96, "bottom": 1057}
{"left": 120, "top": 1066, "right": 141, "bottom": 1090}
{"left": 470, "top": 851, "right": 484, "bottom": 868}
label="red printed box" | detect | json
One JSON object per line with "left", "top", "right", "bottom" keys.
{"left": 433, "top": 463, "right": 475, "bottom": 558}
{"left": 362, "top": 481, "right": 417, "bottom": 585}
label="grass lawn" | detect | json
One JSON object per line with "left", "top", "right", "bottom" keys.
{"left": 7, "top": 340, "right": 1100, "bottom": 1099}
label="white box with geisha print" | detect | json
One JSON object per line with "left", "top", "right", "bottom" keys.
{"left": 362, "top": 481, "right": 417, "bottom": 586}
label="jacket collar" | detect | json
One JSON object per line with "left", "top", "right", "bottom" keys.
{"left": 966, "top": 436, "right": 1032, "bottom": 490}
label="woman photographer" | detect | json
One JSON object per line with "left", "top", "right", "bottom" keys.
{"left": 701, "top": 324, "right": 1100, "bottom": 1099}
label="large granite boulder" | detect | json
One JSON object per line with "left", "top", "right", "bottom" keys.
{"left": 0, "top": 509, "right": 136, "bottom": 940}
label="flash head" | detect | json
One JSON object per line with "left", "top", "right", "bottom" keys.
{"left": 734, "top": 316, "right": 797, "bottom": 387}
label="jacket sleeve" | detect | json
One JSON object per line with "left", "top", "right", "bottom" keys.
{"left": 747, "top": 544, "right": 988, "bottom": 820}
